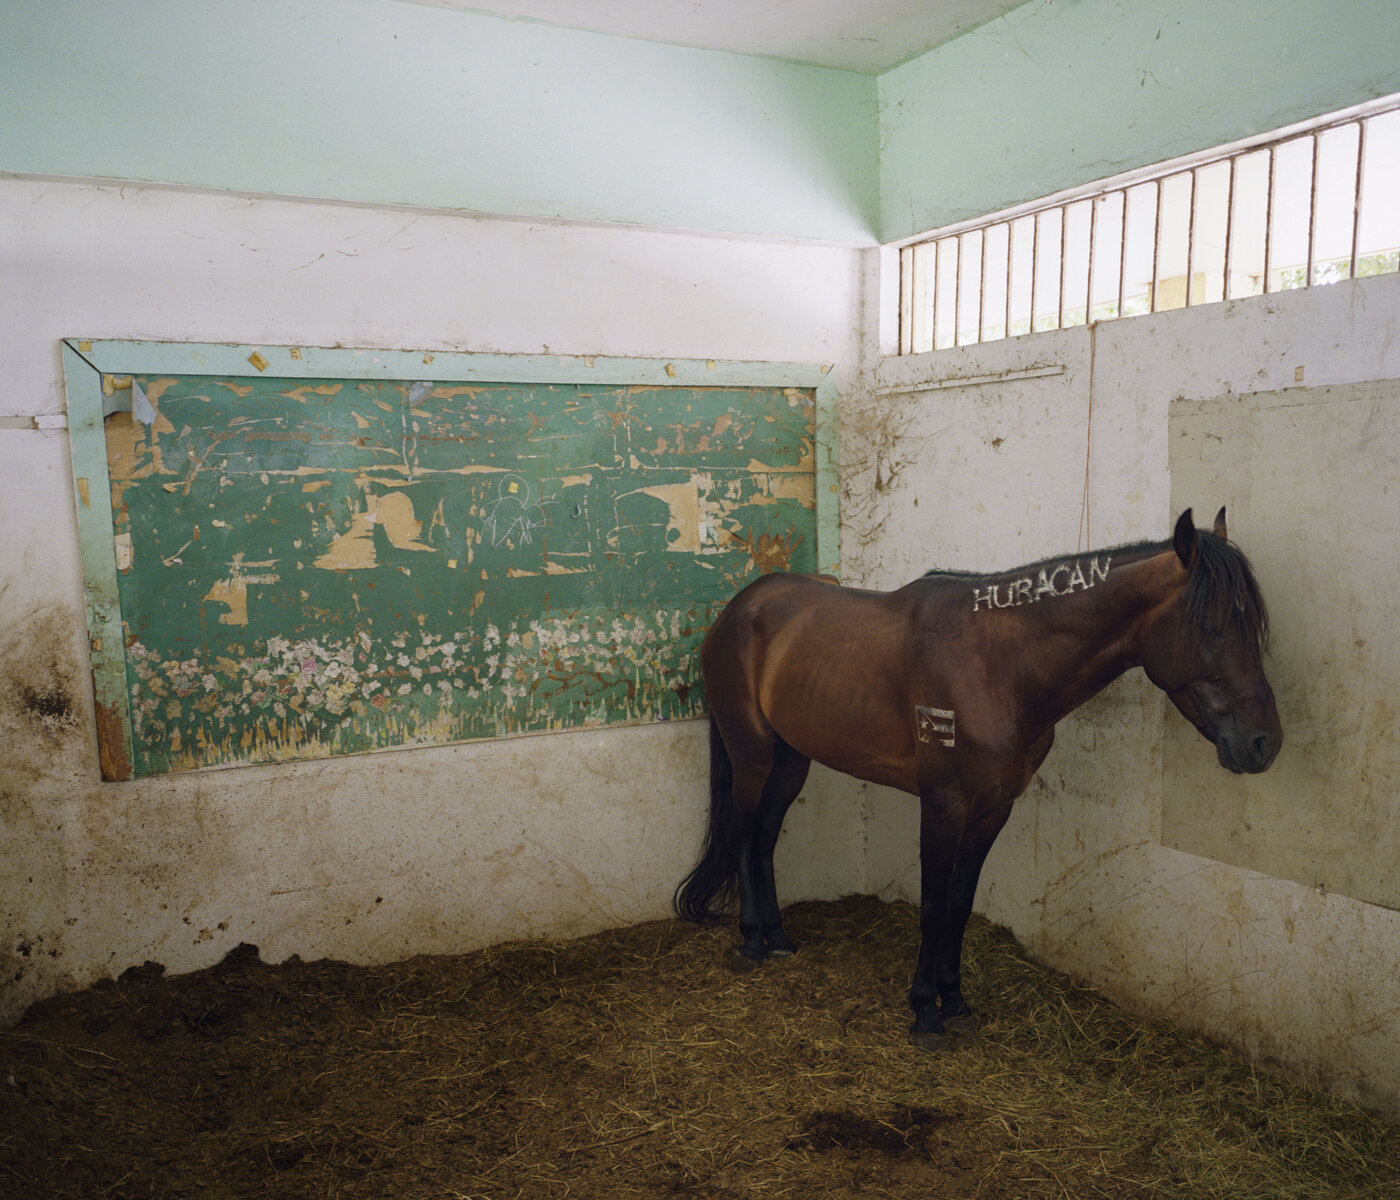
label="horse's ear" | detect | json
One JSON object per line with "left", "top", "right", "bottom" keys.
{"left": 1212, "top": 506, "right": 1228, "bottom": 540}
{"left": 1173, "top": 508, "right": 1198, "bottom": 567}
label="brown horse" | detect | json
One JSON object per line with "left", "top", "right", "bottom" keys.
{"left": 674, "top": 508, "right": 1282, "bottom": 1049}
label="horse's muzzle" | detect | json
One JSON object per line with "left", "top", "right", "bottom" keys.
{"left": 1216, "top": 728, "right": 1281, "bottom": 774}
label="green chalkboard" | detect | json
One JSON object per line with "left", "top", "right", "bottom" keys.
{"left": 65, "top": 344, "right": 835, "bottom": 778}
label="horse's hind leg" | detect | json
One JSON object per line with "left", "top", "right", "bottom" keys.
{"left": 749, "top": 739, "right": 810, "bottom": 958}
{"left": 712, "top": 718, "right": 809, "bottom": 968}
{"left": 721, "top": 729, "right": 777, "bottom": 967}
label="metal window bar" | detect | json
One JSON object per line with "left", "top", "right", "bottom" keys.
{"left": 1351, "top": 119, "right": 1367, "bottom": 279}
{"left": 1030, "top": 213, "right": 1040, "bottom": 334}
{"left": 1120, "top": 189, "right": 1131, "bottom": 316}
{"left": 1084, "top": 198, "right": 1096, "bottom": 324}
{"left": 951, "top": 235, "right": 962, "bottom": 347}
{"left": 900, "top": 93, "right": 1400, "bottom": 354}
{"left": 1153, "top": 175, "right": 1164, "bottom": 313}
{"left": 1307, "top": 132, "right": 1320, "bottom": 287}
{"left": 1223, "top": 157, "right": 1236, "bottom": 294}
{"left": 1056, "top": 208, "right": 1067, "bottom": 330}
{"left": 1008, "top": 221, "right": 1019, "bottom": 334}
{"left": 980, "top": 229, "right": 991, "bottom": 341}
{"left": 1185, "top": 168, "right": 1198, "bottom": 307}
{"left": 1150, "top": 179, "right": 1162, "bottom": 313}
{"left": 1263, "top": 144, "right": 1276, "bottom": 295}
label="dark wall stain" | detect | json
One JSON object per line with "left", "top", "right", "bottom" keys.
{"left": 19, "top": 682, "right": 76, "bottom": 730}
{"left": 0, "top": 604, "right": 90, "bottom": 787}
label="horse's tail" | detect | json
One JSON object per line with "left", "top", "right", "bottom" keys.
{"left": 672, "top": 715, "right": 741, "bottom": 923}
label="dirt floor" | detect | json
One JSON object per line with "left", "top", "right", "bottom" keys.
{"left": 2, "top": 896, "right": 1397, "bottom": 1199}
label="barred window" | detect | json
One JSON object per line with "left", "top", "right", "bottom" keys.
{"left": 898, "top": 95, "right": 1400, "bottom": 354}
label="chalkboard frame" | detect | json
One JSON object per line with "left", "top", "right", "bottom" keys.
{"left": 62, "top": 340, "right": 839, "bottom": 780}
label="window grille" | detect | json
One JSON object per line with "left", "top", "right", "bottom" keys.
{"left": 898, "top": 95, "right": 1400, "bottom": 354}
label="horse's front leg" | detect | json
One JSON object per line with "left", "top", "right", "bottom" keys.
{"left": 909, "top": 790, "right": 1013, "bottom": 1050}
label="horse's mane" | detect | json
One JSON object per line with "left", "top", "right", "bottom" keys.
{"left": 1186, "top": 529, "right": 1271, "bottom": 652}
{"left": 919, "top": 531, "right": 1270, "bottom": 651}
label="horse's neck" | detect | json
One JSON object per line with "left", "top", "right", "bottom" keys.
{"left": 1002, "top": 544, "right": 1179, "bottom": 727}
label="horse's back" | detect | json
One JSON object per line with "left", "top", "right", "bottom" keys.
{"left": 703, "top": 572, "right": 830, "bottom": 666}
{"left": 704, "top": 572, "right": 905, "bottom": 653}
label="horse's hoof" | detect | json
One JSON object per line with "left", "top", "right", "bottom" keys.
{"left": 730, "top": 948, "right": 765, "bottom": 974}
{"left": 943, "top": 1012, "right": 979, "bottom": 1036}
{"left": 765, "top": 932, "right": 798, "bottom": 957}
{"left": 910, "top": 1028, "right": 949, "bottom": 1053}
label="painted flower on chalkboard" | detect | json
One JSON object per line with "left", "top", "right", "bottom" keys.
{"left": 123, "top": 602, "right": 712, "bottom": 773}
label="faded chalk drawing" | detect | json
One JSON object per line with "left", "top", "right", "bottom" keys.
{"left": 482, "top": 474, "right": 549, "bottom": 547}
{"left": 101, "top": 375, "right": 817, "bottom": 775}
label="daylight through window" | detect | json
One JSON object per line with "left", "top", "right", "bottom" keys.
{"left": 898, "top": 95, "right": 1400, "bottom": 354}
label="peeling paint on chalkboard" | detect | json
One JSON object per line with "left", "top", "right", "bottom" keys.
{"left": 95, "top": 373, "right": 817, "bottom": 775}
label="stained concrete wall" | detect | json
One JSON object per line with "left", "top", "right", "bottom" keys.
{"left": 1165, "top": 380, "right": 1400, "bottom": 910}
{"left": 843, "top": 269, "right": 1400, "bottom": 1119}
{"left": 0, "top": 175, "right": 868, "bottom": 1022}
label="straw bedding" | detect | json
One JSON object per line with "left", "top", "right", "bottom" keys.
{"left": 2, "top": 896, "right": 1395, "bottom": 1198}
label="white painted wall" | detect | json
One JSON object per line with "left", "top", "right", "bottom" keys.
{"left": 0, "top": 175, "right": 869, "bottom": 1021}
{"left": 843, "top": 270, "right": 1400, "bottom": 1119}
